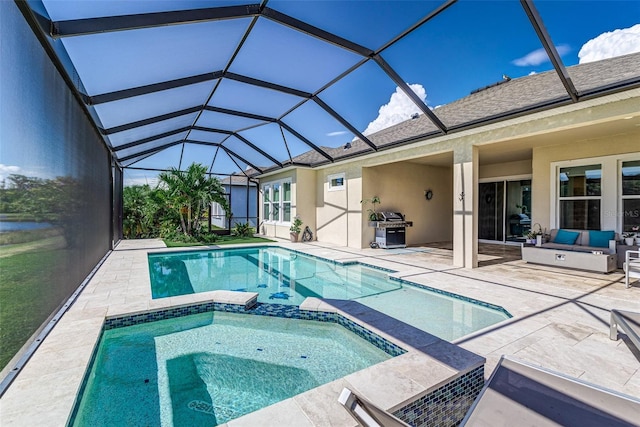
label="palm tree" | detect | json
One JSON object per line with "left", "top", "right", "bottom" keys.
{"left": 158, "top": 163, "right": 228, "bottom": 236}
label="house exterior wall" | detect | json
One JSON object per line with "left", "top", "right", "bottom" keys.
{"left": 480, "top": 160, "right": 532, "bottom": 179}
{"left": 316, "top": 164, "right": 363, "bottom": 247}
{"left": 532, "top": 132, "right": 640, "bottom": 233}
{"left": 260, "top": 169, "right": 296, "bottom": 239}
{"left": 258, "top": 89, "right": 639, "bottom": 263}
{"left": 360, "top": 162, "right": 453, "bottom": 247}
{"left": 296, "top": 168, "right": 317, "bottom": 239}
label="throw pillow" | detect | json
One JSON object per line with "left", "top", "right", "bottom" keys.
{"left": 553, "top": 229, "right": 580, "bottom": 245}
{"left": 589, "top": 230, "right": 615, "bottom": 248}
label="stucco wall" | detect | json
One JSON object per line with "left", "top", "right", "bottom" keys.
{"left": 316, "top": 165, "right": 363, "bottom": 246}
{"left": 259, "top": 169, "right": 295, "bottom": 239}
{"left": 362, "top": 162, "right": 453, "bottom": 247}
{"left": 295, "top": 168, "right": 317, "bottom": 239}
{"left": 258, "top": 89, "right": 639, "bottom": 250}
{"left": 480, "top": 159, "right": 532, "bottom": 179}
{"left": 532, "top": 130, "right": 640, "bottom": 232}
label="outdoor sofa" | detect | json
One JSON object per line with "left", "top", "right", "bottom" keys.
{"left": 521, "top": 228, "right": 618, "bottom": 273}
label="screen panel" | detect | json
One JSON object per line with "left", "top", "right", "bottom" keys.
{"left": 0, "top": 2, "right": 111, "bottom": 373}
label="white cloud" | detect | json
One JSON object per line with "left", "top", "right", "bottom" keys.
{"left": 578, "top": 23, "right": 640, "bottom": 63}
{"left": 123, "top": 176, "right": 159, "bottom": 187}
{"left": 528, "top": 71, "right": 537, "bottom": 76}
{"left": 0, "top": 164, "right": 21, "bottom": 182}
{"left": 512, "top": 44, "right": 571, "bottom": 66}
{"left": 326, "top": 131, "right": 349, "bottom": 137}
{"left": 362, "top": 84, "right": 426, "bottom": 136}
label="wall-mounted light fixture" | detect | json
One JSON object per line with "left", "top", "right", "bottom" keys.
{"left": 424, "top": 189, "right": 433, "bottom": 201}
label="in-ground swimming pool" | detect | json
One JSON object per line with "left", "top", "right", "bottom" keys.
{"left": 148, "top": 246, "right": 510, "bottom": 341}
{"left": 71, "top": 311, "right": 393, "bottom": 426}
{"left": 149, "top": 246, "right": 400, "bottom": 304}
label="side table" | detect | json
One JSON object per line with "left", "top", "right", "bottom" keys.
{"left": 617, "top": 244, "right": 640, "bottom": 269}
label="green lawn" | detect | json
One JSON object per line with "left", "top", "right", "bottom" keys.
{"left": 163, "top": 236, "right": 275, "bottom": 247}
{"left": 0, "top": 244, "right": 72, "bottom": 370}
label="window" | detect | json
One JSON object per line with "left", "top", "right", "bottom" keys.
{"left": 262, "top": 184, "right": 271, "bottom": 221}
{"left": 621, "top": 160, "right": 640, "bottom": 232}
{"left": 558, "top": 164, "right": 601, "bottom": 230}
{"left": 272, "top": 183, "right": 281, "bottom": 222}
{"left": 262, "top": 179, "right": 292, "bottom": 223}
{"left": 282, "top": 181, "right": 291, "bottom": 222}
{"left": 328, "top": 172, "right": 345, "bottom": 191}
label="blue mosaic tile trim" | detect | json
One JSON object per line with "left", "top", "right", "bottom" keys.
{"left": 393, "top": 366, "right": 485, "bottom": 427}
{"left": 105, "top": 302, "right": 217, "bottom": 329}
{"left": 252, "top": 245, "right": 398, "bottom": 274}
{"left": 337, "top": 315, "right": 406, "bottom": 357}
{"left": 147, "top": 245, "right": 272, "bottom": 259}
{"left": 102, "top": 301, "right": 403, "bottom": 358}
{"left": 247, "top": 303, "right": 404, "bottom": 357}
{"left": 390, "top": 277, "right": 512, "bottom": 318}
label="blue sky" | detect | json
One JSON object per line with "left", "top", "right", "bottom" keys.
{"left": 1, "top": 1, "right": 639, "bottom": 186}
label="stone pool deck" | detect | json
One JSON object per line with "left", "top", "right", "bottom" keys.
{"left": 1, "top": 239, "right": 639, "bottom": 426}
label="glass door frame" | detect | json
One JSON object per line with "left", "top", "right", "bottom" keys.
{"left": 478, "top": 174, "right": 532, "bottom": 245}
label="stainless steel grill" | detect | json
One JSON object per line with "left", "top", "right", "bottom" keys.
{"left": 374, "top": 212, "right": 412, "bottom": 249}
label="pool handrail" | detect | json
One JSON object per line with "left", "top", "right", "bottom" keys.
{"left": 460, "top": 355, "right": 640, "bottom": 426}
{"left": 610, "top": 309, "right": 640, "bottom": 352}
{"left": 338, "top": 387, "right": 410, "bottom": 427}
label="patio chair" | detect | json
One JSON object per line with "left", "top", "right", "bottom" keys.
{"left": 338, "top": 387, "right": 410, "bottom": 427}
{"left": 610, "top": 309, "right": 640, "bottom": 353}
{"left": 623, "top": 250, "right": 640, "bottom": 288}
{"left": 460, "top": 356, "right": 640, "bottom": 427}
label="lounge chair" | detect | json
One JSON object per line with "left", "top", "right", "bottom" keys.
{"left": 610, "top": 309, "right": 640, "bottom": 353}
{"left": 338, "top": 387, "right": 410, "bottom": 427}
{"left": 460, "top": 356, "right": 640, "bottom": 426}
{"left": 624, "top": 250, "right": 640, "bottom": 288}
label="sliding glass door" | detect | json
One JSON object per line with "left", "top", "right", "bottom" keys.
{"left": 479, "top": 182, "right": 504, "bottom": 241}
{"left": 479, "top": 179, "right": 532, "bottom": 243}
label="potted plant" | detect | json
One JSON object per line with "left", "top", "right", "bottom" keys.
{"left": 527, "top": 223, "right": 545, "bottom": 245}
{"left": 361, "top": 196, "right": 381, "bottom": 222}
{"left": 622, "top": 231, "right": 636, "bottom": 246}
{"left": 289, "top": 216, "right": 303, "bottom": 242}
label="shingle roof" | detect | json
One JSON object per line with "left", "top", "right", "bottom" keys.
{"left": 219, "top": 175, "right": 257, "bottom": 186}
{"left": 363, "top": 51, "right": 640, "bottom": 148}
{"left": 259, "top": 52, "right": 640, "bottom": 175}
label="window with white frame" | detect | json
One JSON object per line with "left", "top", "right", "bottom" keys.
{"left": 262, "top": 179, "right": 292, "bottom": 223}
{"left": 621, "top": 160, "right": 640, "bottom": 232}
{"left": 558, "top": 163, "right": 602, "bottom": 230}
{"left": 328, "top": 172, "right": 345, "bottom": 191}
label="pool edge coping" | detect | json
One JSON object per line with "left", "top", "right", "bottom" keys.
{"left": 68, "top": 297, "right": 486, "bottom": 426}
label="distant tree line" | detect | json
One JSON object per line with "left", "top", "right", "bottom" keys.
{"left": 0, "top": 163, "right": 229, "bottom": 244}
{"left": 0, "top": 174, "right": 85, "bottom": 247}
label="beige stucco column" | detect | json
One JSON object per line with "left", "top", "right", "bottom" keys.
{"left": 453, "top": 144, "right": 478, "bottom": 268}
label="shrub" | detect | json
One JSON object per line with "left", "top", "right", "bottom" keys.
{"left": 232, "top": 222, "right": 254, "bottom": 237}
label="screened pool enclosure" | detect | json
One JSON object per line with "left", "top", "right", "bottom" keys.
{"left": 1, "top": 0, "right": 639, "bottom": 390}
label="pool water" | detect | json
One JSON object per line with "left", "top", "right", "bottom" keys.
{"left": 358, "top": 283, "right": 508, "bottom": 341}
{"left": 71, "top": 312, "right": 391, "bottom": 427}
{"left": 148, "top": 247, "right": 510, "bottom": 341}
{"left": 149, "top": 247, "right": 400, "bottom": 304}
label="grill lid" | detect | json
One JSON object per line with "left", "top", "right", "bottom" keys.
{"left": 379, "top": 212, "right": 404, "bottom": 221}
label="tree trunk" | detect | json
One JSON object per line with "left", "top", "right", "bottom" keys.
{"left": 187, "top": 204, "right": 192, "bottom": 235}
{"left": 179, "top": 211, "right": 187, "bottom": 235}
{"left": 193, "top": 200, "right": 202, "bottom": 232}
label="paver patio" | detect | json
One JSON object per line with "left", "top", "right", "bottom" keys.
{"left": 1, "top": 239, "right": 638, "bottom": 426}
